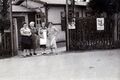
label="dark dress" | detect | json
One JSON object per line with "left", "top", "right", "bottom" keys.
{"left": 30, "top": 27, "right": 38, "bottom": 49}
{"left": 20, "top": 27, "right": 32, "bottom": 51}
{"left": 21, "top": 35, "right": 32, "bottom": 50}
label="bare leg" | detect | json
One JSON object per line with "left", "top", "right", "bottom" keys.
{"left": 50, "top": 48, "right": 54, "bottom": 54}
{"left": 29, "top": 49, "right": 32, "bottom": 56}
{"left": 22, "top": 49, "right": 27, "bottom": 57}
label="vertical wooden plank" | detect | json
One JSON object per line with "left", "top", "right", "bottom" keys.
{"left": 13, "top": 18, "right": 19, "bottom": 54}
{"left": 114, "top": 13, "right": 118, "bottom": 41}
{"left": 66, "top": 0, "right": 70, "bottom": 51}
{"left": 10, "top": 0, "right": 14, "bottom": 56}
{"left": 0, "top": 33, "right": 1, "bottom": 44}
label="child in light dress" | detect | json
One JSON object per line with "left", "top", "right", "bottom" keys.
{"left": 47, "top": 22, "right": 58, "bottom": 54}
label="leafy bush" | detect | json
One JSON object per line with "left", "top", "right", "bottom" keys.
{"left": 0, "top": 19, "right": 10, "bottom": 30}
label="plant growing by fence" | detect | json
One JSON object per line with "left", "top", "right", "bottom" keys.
{"left": 0, "top": 0, "right": 10, "bottom": 32}
{"left": 87, "top": 0, "right": 120, "bottom": 16}
{"left": 0, "top": 0, "right": 11, "bottom": 57}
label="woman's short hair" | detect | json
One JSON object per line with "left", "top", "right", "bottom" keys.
{"left": 46, "top": 22, "right": 53, "bottom": 27}
{"left": 22, "top": 22, "right": 26, "bottom": 25}
{"left": 49, "top": 22, "right": 53, "bottom": 25}
{"left": 29, "top": 21, "right": 35, "bottom": 25}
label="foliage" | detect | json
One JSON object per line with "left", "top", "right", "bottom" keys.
{"left": 0, "top": 19, "right": 10, "bottom": 31}
{"left": 1, "top": 0, "right": 10, "bottom": 17}
{"left": 0, "top": 0, "right": 10, "bottom": 32}
{"left": 87, "top": 0, "right": 120, "bottom": 15}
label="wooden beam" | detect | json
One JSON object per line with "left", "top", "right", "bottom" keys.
{"left": 66, "top": 0, "right": 70, "bottom": 51}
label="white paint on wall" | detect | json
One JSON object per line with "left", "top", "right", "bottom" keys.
{"left": 47, "top": 6, "right": 86, "bottom": 42}
{"left": 56, "top": 31, "right": 66, "bottom": 42}
{"left": 48, "top": 6, "right": 64, "bottom": 24}
{"left": 47, "top": 6, "right": 86, "bottom": 24}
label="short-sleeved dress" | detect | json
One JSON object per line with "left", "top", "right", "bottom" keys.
{"left": 20, "top": 27, "right": 32, "bottom": 50}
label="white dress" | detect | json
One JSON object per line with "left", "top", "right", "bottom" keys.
{"left": 47, "top": 26, "right": 58, "bottom": 49}
{"left": 39, "top": 28, "right": 47, "bottom": 45}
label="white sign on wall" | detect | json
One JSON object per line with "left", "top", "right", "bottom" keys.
{"left": 68, "top": 22, "right": 76, "bottom": 29}
{"left": 96, "top": 18, "right": 104, "bottom": 30}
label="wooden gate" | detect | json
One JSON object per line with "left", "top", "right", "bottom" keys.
{"left": 0, "top": 32, "right": 12, "bottom": 57}
{"left": 68, "top": 17, "right": 120, "bottom": 50}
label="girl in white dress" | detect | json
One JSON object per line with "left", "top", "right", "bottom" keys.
{"left": 47, "top": 22, "right": 58, "bottom": 54}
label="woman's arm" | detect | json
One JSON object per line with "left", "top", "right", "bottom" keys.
{"left": 20, "top": 28, "right": 31, "bottom": 36}
{"left": 53, "top": 26, "right": 58, "bottom": 36}
{"left": 20, "top": 28, "right": 25, "bottom": 35}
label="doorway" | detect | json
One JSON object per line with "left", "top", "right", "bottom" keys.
{"left": 13, "top": 16, "right": 25, "bottom": 51}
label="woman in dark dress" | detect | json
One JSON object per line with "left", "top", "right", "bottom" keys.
{"left": 29, "top": 21, "right": 38, "bottom": 55}
{"left": 20, "top": 22, "right": 32, "bottom": 57}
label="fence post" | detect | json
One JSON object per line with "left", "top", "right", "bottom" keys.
{"left": 66, "top": 0, "right": 70, "bottom": 51}
{"left": 10, "top": 0, "right": 14, "bottom": 56}
{"left": 114, "top": 13, "right": 118, "bottom": 41}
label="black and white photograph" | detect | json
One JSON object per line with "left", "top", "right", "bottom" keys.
{"left": 0, "top": 0, "right": 120, "bottom": 80}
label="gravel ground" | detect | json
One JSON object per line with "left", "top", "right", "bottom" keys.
{"left": 0, "top": 49, "right": 120, "bottom": 80}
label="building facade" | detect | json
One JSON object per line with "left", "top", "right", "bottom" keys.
{"left": 12, "top": 0, "right": 89, "bottom": 50}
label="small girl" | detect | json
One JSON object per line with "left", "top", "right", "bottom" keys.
{"left": 47, "top": 22, "right": 58, "bottom": 54}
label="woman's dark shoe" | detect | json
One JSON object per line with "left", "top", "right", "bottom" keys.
{"left": 29, "top": 53, "right": 32, "bottom": 56}
{"left": 26, "top": 55, "right": 31, "bottom": 57}
{"left": 33, "top": 53, "right": 37, "bottom": 55}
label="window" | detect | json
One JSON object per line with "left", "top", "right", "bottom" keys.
{"left": 35, "top": 13, "right": 45, "bottom": 28}
{"left": 35, "top": 14, "right": 41, "bottom": 28}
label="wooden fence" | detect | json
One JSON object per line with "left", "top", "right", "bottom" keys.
{"left": 0, "top": 32, "right": 12, "bottom": 57}
{"left": 65, "top": 17, "right": 120, "bottom": 50}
